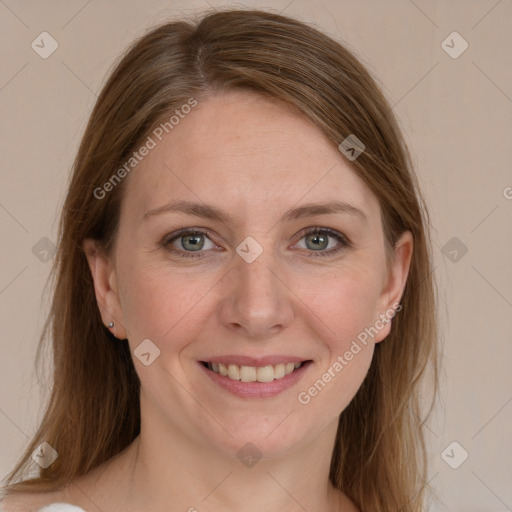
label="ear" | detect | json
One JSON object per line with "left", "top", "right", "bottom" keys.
{"left": 82, "top": 238, "right": 128, "bottom": 340}
{"left": 374, "top": 230, "right": 413, "bottom": 343}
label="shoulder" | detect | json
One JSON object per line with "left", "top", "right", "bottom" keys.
{"left": 0, "top": 492, "right": 86, "bottom": 512}
{"left": 1, "top": 443, "right": 133, "bottom": 512}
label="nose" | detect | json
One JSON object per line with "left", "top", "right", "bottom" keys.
{"left": 218, "top": 246, "right": 295, "bottom": 339}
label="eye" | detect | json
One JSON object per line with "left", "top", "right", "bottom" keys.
{"left": 294, "top": 227, "right": 351, "bottom": 257}
{"left": 163, "top": 228, "right": 217, "bottom": 258}
{"left": 162, "top": 226, "right": 351, "bottom": 259}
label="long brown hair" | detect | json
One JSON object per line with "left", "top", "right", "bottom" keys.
{"left": 1, "top": 8, "right": 439, "bottom": 511}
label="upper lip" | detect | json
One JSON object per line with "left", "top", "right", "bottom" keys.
{"left": 201, "top": 355, "right": 309, "bottom": 367}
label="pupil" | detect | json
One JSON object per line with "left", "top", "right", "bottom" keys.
{"left": 308, "top": 233, "right": 327, "bottom": 250}
{"left": 183, "top": 234, "right": 203, "bottom": 251}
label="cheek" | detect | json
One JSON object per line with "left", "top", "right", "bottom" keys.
{"left": 118, "top": 258, "right": 207, "bottom": 348}
{"left": 297, "top": 344, "right": 374, "bottom": 427}
{"left": 293, "top": 263, "right": 382, "bottom": 346}
{"left": 292, "top": 267, "right": 380, "bottom": 411}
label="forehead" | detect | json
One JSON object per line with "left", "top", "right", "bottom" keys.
{"left": 121, "top": 90, "right": 379, "bottom": 224}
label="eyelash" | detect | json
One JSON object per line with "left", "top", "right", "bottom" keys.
{"left": 162, "top": 226, "right": 352, "bottom": 259}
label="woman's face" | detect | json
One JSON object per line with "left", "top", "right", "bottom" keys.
{"left": 87, "top": 90, "right": 412, "bottom": 458}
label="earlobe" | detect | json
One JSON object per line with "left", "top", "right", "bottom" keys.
{"left": 374, "top": 230, "right": 413, "bottom": 343}
{"left": 82, "top": 238, "right": 127, "bottom": 339}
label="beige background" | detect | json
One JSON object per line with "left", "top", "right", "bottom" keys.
{"left": 1, "top": 1, "right": 511, "bottom": 510}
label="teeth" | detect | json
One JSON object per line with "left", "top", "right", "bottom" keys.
{"left": 274, "top": 363, "right": 285, "bottom": 379}
{"left": 207, "top": 361, "right": 304, "bottom": 382}
{"left": 240, "top": 365, "right": 257, "bottom": 382}
{"left": 227, "top": 364, "right": 240, "bottom": 380}
{"left": 256, "top": 365, "right": 274, "bottom": 383}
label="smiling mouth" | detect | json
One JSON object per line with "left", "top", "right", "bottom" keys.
{"left": 201, "top": 361, "right": 311, "bottom": 383}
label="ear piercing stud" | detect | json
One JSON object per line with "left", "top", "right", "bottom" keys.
{"left": 107, "top": 321, "right": 119, "bottom": 339}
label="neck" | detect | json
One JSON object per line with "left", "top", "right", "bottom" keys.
{"left": 71, "top": 399, "right": 356, "bottom": 512}
{"left": 119, "top": 409, "right": 344, "bottom": 511}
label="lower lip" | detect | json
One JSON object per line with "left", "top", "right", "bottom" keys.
{"left": 198, "top": 361, "right": 312, "bottom": 398}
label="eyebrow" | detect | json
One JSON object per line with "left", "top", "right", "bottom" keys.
{"left": 143, "top": 199, "right": 368, "bottom": 224}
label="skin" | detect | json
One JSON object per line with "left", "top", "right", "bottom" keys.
{"left": 4, "top": 90, "right": 412, "bottom": 512}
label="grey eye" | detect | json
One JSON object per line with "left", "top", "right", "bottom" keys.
{"left": 304, "top": 232, "right": 329, "bottom": 251}
{"left": 180, "top": 233, "right": 206, "bottom": 251}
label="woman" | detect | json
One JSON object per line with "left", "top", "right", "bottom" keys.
{"left": 1, "top": 8, "right": 438, "bottom": 512}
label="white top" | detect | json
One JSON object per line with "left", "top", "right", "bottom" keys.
{"left": 36, "top": 505, "right": 86, "bottom": 512}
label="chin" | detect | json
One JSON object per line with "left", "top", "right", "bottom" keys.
{"left": 202, "top": 419, "right": 308, "bottom": 461}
